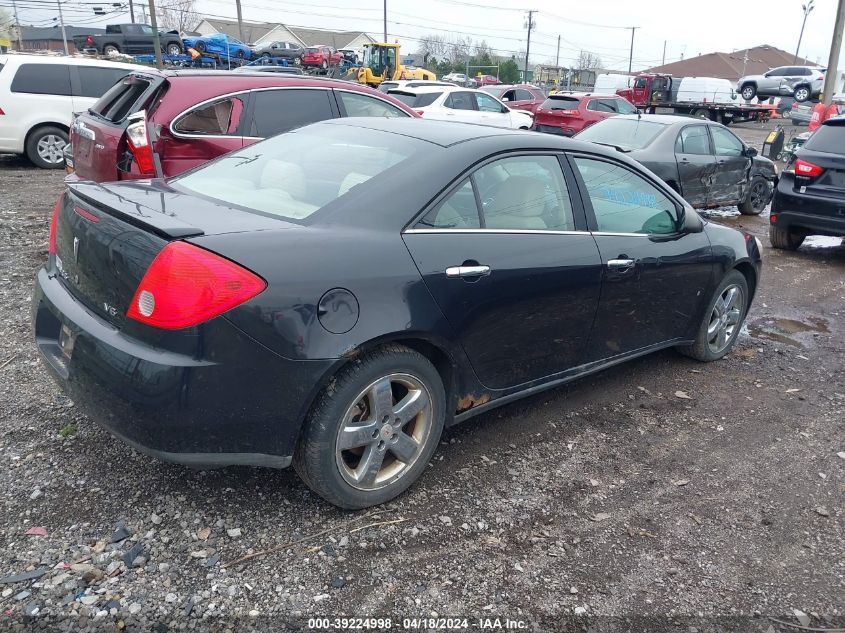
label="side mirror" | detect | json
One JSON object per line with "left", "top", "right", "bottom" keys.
{"left": 678, "top": 207, "right": 704, "bottom": 233}
{"left": 744, "top": 146, "right": 758, "bottom": 157}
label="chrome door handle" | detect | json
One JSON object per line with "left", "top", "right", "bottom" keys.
{"left": 607, "top": 259, "right": 635, "bottom": 270}
{"left": 446, "top": 265, "right": 491, "bottom": 278}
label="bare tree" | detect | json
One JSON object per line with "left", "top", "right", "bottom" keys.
{"left": 573, "top": 50, "right": 602, "bottom": 70}
{"left": 419, "top": 34, "right": 448, "bottom": 62}
{"left": 446, "top": 36, "right": 472, "bottom": 67}
{"left": 0, "top": 8, "right": 13, "bottom": 39}
{"left": 474, "top": 39, "right": 492, "bottom": 59}
{"left": 157, "top": 0, "right": 200, "bottom": 34}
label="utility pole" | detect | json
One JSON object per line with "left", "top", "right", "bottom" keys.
{"left": 661, "top": 40, "right": 666, "bottom": 66}
{"left": 795, "top": 0, "right": 815, "bottom": 63}
{"left": 128, "top": 0, "right": 135, "bottom": 23}
{"left": 627, "top": 26, "right": 638, "bottom": 75}
{"left": 56, "top": 0, "right": 68, "bottom": 55}
{"left": 139, "top": 2, "right": 147, "bottom": 23}
{"left": 555, "top": 34, "right": 560, "bottom": 67}
{"left": 235, "top": 0, "right": 244, "bottom": 42}
{"left": 11, "top": 0, "right": 22, "bottom": 50}
{"left": 524, "top": 9, "right": 535, "bottom": 81}
{"left": 822, "top": 0, "right": 844, "bottom": 104}
{"left": 147, "top": 0, "right": 162, "bottom": 69}
{"left": 383, "top": 0, "right": 387, "bottom": 41}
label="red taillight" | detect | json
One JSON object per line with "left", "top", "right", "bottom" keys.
{"left": 125, "top": 113, "right": 156, "bottom": 176}
{"left": 87, "top": 35, "right": 93, "bottom": 46}
{"left": 0, "top": 107, "right": 5, "bottom": 115}
{"left": 554, "top": 109, "right": 578, "bottom": 116}
{"left": 126, "top": 241, "right": 266, "bottom": 330}
{"left": 48, "top": 194, "right": 63, "bottom": 255}
{"left": 770, "top": 213, "right": 777, "bottom": 223}
{"left": 794, "top": 158, "right": 824, "bottom": 178}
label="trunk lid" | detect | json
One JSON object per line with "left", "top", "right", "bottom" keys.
{"left": 71, "top": 72, "right": 165, "bottom": 182}
{"left": 53, "top": 180, "right": 291, "bottom": 329}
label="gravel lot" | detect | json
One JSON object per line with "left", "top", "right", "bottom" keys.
{"left": 0, "top": 120, "right": 843, "bottom": 632}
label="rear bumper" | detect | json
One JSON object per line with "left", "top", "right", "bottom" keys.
{"left": 32, "top": 268, "right": 335, "bottom": 469}
{"left": 534, "top": 123, "right": 574, "bottom": 136}
{"left": 771, "top": 183, "right": 845, "bottom": 236}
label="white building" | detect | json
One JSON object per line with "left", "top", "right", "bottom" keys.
{"left": 194, "top": 18, "right": 376, "bottom": 58}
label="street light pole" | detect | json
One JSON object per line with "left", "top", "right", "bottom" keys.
{"left": 56, "top": 0, "right": 68, "bottom": 55}
{"left": 383, "top": 0, "right": 387, "bottom": 41}
{"left": 794, "top": 0, "right": 815, "bottom": 63}
{"left": 627, "top": 26, "right": 638, "bottom": 75}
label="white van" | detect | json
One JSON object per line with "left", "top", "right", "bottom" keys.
{"left": 0, "top": 54, "right": 139, "bottom": 168}
{"left": 675, "top": 77, "right": 737, "bottom": 105}
{"left": 593, "top": 73, "right": 632, "bottom": 94}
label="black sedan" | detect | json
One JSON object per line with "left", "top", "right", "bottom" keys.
{"left": 32, "top": 118, "right": 762, "bottom": 509}
{"left": 576, "top": 114, "right": 777, "bottom": 215}
{"left": 770, "top": 118, "right": 845, "bottom": 249}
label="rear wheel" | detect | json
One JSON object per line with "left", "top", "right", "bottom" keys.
{"left": 738, "top": 176, "right": 769, "bottom": 215}
{"left": 294, "top": 345, "right": 446, "bottom": 509}
{"left": 769, "top": 224, "right": 805, "bottom": 250}
{"left": 166, "top": 42, "right": 183, "bottom": 56}
{"left": 195, "top": 41, "right": 206, "bottom": 53}
{"left": 693, "top": 108, "right": 712, "bottom": 120}
{"left": 677, "top": 270, "right": 749, "bottom": 362}
{"left": 793, "top": 85, "right": 810, "bottom": 102}
{"left": 236, "top": 49, "right": 245, "bottom": 59}
{"left": 740, "top": 84, "right": 756, "bottom": 101}
{"left": 26, "top": 126, "right": 68, "bottom": 169}
{"left": 103, "top": 43, "right": 120, "bottom": 55}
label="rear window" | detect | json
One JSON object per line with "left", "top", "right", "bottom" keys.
{"left": 10, "top": 63, "right": 72, "bottom": 96}
{"left": 173, "top": 125, "right": 425, "bottom": 222}
{"left": 77, "top": 66, "right": 132, "bottom": 98}
{"left": 389, "top": 91, "right": 441, "bottom": 107}
{"left": 541, "top": 96, "right": 580, "bottom": 110}
{"left": 90, "top": 74, "right": 152, "bottom": 122}
{"left": 803, "top": 123, "right": 845, "bottom": 154}
{"left": 306, "top": 47, "right": 318, "bottom": 53}
{"left": 575, "top": 118, "right": 666, "bottom": 150}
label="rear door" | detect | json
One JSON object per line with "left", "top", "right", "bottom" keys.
{"left": 674, "top": 124, "right": 715, "bottom": 206}
{"left": 242, "top": 87, "right": 338, "bottom": 138}
{"left": 708, "top": 125, "right": 751, "bottom": 205}
{"left": 441, "top": 91, "right": 479, "bottom": 123}
{"left": 159, "top": 92, "right": 248, "bottom": 177}
{"left": 569, "top": 154, "right": 713, "bottom": 360}
{"left": 403, "top": 153, "right": 603, "bottom": 389}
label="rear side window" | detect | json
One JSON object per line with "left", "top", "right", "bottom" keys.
{"left": 77, "top": 66, "right": 131, "bottom": 98}
{"left": 10, "top": 63, "right": 72, "bottom": 96}
{"left": 173, "top": 96, "right": 245, "bottom": 135}
{"left": 336, "top": 91, "right": 408, "bottom": 117}
{"left": 541, "top": 96, "right": 580, "bottom": 110}
{"left": 91, "top": 75, "right": 152, "bottom": 122}
{"left": 587, "top": 99, "right": 617, "bottom": 113}
{"left": 248, "top": 89, "right": 335, "bottom": 137}
{"left": 418, "top": 179, "right": 481, "bottom": 229}
{"left": 390, "top": 91, "right": 441, "bottom": 107}
{"left": 445, "top": 92, "right": 476, "bottom": 110}
{"left": 803, "top": 124, "right": 845, "bottom": 153}
{"left": 675, "top": 125, "right": 712, "bottom": 155}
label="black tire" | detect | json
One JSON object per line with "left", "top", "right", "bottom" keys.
{"left": 102, "top": 43, "right": 120, "bottom": 55}
{"left": 740, "top": 84, "right": 756, "bottom": 101}
{"left": 195, "top": 41, "right": 206, "bottom": 53}
{"left": 294, "top": 344, "right": 446, "bottom": 509}
{"left": 693, "top": 108, "right": 712, "bottom": 120}
{"left": 769, "top": 224, "right": 805, "bottom": 250}
{"left": 236, "top": 49, "right": 245, "bottom": 59}
{"left": 295, "top": 56, "right": 302, "bottom": 65}
{"left": 791, "top": 119, "right": 801, "bottom": 126}
{"left": 166, "top": 42, "right": 183, "bottom": 56}
{"left": 25, "top": 125, "right": 68, "bottom": 170}
{"left": 738, "top": 176, "right": 770, "bottom": 215}
{"left": 793, "top": 85, "right": 810, "bottom": 102}
{"left": 260, "top": 52, "right": 270, "bottom": 58}
{"left": 677, "top": 270, "right": 749, "bottom": 362}
{"left": 719, "top": 115, "right": 731, "bottom": 126}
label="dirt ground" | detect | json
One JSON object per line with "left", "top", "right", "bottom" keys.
{"left": 0, "top": 120, "right": 842, "bottom": 632}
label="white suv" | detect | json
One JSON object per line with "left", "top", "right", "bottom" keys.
{"left": 388, "top": 85, "right": 534, "bottom": 129}
{"left": 0, "top": 54, "right": 139, "bottom": 168}
{"left": 737, "top": 66, "right": 826, "bottom": 103}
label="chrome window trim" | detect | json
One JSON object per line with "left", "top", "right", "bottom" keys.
{"left": 403, "top": 228, "right": 589, "bottom": 236}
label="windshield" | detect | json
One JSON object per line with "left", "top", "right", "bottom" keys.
{"left": 364, "top": 45, "right": 395, "bottom": 77}
{"left": 576, "top": 118, "right": 666, "bottom": 150}
{"left": 173, "top": 125, "right": 426, "bottom": 222}
{"left": 803, "top": 123, "right": 845, "bottom": 154}
{"left": 305, "top": 47, "right": 318, "bottom": 53}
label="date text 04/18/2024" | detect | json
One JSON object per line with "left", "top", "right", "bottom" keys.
{"left": 307, "top": 618, "right": 529, "bottom": 630}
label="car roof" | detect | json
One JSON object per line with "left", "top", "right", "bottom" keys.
{"left": 546, "top": 92, "right": 621, "bottom": 100}
{"left": 393, "top": 85, "right": 489, "bottom": 95}
{"left": 0, "top": 53, "right": 140, "bottom": 70}
{"left": 610, "top": 113, "right": 707, "bottom": 126}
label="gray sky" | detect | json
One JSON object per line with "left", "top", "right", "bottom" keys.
{"left": 8, "top": 0, "right": 844, "bottom": 72}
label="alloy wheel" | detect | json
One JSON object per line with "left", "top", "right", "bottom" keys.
{"left": 741, "top": 86, "right": 755, "bottom": 100}
{"left": 750, "top": 180, "right": 768, "bottom": 211}
{"left": 706, "top": 284, "right": 745, "bottom": 354}
{"left": 335, "top": 373, "right": 433, "bottom": 491}
{"left": 37, "top": 135, "right": 66, "bottom": 165}
{"left": 794, "top": 87, "right": 810, "bottom": 102}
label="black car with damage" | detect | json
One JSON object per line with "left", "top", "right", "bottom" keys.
{"left": 576, "top": 114, "right": 777, "bottom": 215}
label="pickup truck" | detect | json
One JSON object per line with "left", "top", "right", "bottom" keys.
{"left": 74, "top": 24, "right": 183, "bottom": 57}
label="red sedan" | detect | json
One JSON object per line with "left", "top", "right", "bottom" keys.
{"left": 301, "top": 45, "right": 343, "bottom": 69}
{"left": 481, "top": 84, "right": 546, "bottom": 113}
{"left": 533, "top": 92, "right": 637, "bottom": 136}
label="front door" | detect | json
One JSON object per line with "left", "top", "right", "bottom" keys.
{"left": 569, "top": 155, "right": 714, "bottom": 361}
{"left": 403, "top": 154, "right": 603, "bottom": 389}
{"left": 708, "top": 125, "right": 751, "bottom": 206}
{"left": 674, "top": 123, "right": 715, "bottom": 206}
{"left": 474, "top": 92, "right": 512, "bottom": 127}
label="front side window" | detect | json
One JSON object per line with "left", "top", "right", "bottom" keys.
{"left": 248, "top": 89, "right": 335, "bottom": 137}
{"left": 417, "top": 179, "right": 480, "bottom": 229}
{"left": 475, "top": 92, "right": 505, "bottom": 113}
{"left": 139, "top": 25, "right": 153, "bottom": 35}
{"left": 573, "top": 157, "right": 678, "bottom": 235}
{"left": 476, "top": 156, "right": 574, "bottom": 231}
{"left": 501, "top": 89, "right": 518, "bottom": 101}
{"left": 515, "top": 89, "right": 534, "bottom": 101}
{"left": 174, "top": 125, "right": 424, "bottom": 221}
{"left": 445, "top": 92, "right": 476, "bottom": 110}
{"left": 676, "top": 125, "right": 712, "bottom": 155}
{"left": 710, "top": 126, "right": 744, "bottom": 157}
{"left": 614, "top": 99, "right": 638, "bottom": 114}
{"left": 173, "top": 96, "right": 245, "bottom": 135}
{"left": 10, "top": 63, "right": 71, "bottom": 96}
{"left": 337, "top": 91, "right": 408, "bottom": 118}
